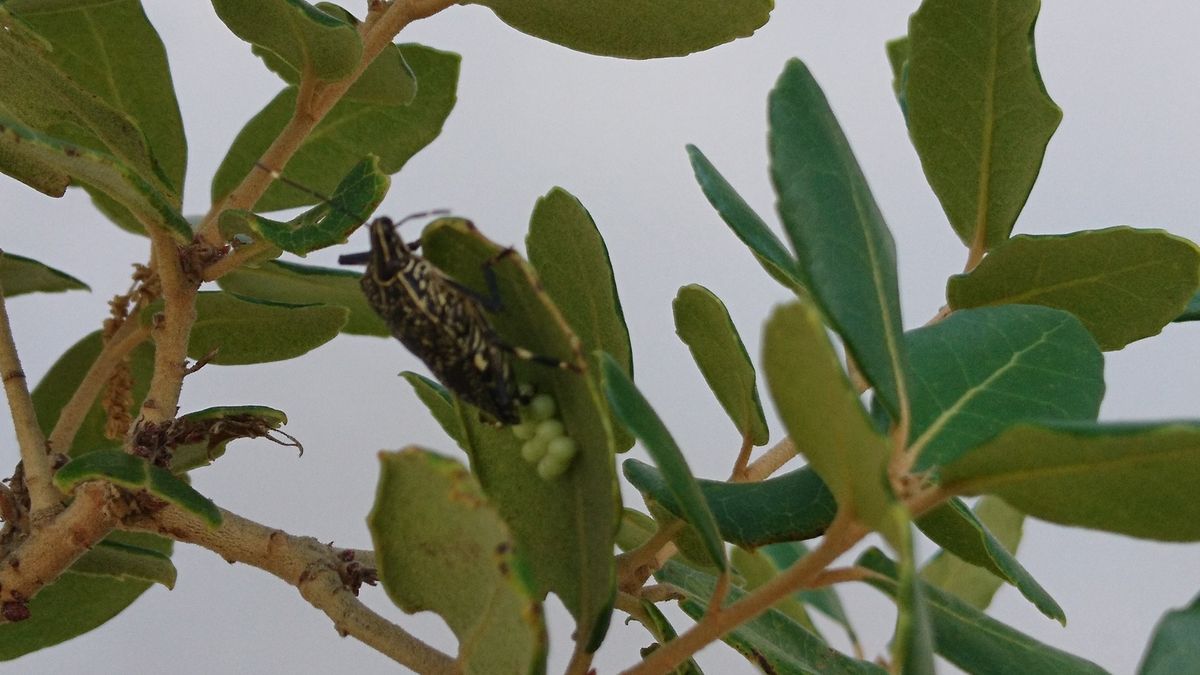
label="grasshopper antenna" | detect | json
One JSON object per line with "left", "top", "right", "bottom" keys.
{"left": 254, "top": 161, "right": 370, "bottom": 225}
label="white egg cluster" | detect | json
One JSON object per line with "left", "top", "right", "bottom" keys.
{"left": 512, "top": 393, "right": 577, "bottom": 479}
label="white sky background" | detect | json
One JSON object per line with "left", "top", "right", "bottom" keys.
{"left": 3, "top": 1, "right": 1200, "bottom": 673}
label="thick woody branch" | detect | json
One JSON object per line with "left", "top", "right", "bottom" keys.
{"left": 124, "top": 504, "right": 457, "bottom": 673}
{"left": 0, "top": 284, "right": 60, "bottom": 518}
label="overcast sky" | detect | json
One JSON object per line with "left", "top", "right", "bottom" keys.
{"left": 3, "top": 1, "right": 1200, "bottom": 673}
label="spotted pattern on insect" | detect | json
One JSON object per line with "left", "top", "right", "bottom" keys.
{"left": 354, "top": 217, "right": 523, "bottom": 424}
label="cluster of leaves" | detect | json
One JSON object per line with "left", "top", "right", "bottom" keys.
{"left": 3, "top": 0, "right": 1200, "bottom": 673}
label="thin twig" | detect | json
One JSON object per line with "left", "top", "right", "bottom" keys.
{"left": 123, "top": 503, "right": 458, "bottom": 673}
{"left": 617, "top": 519, "right": 685, "bottom": 593}
{"left": 728, "top": 433, "right": 754, "bottom": 482}
{"left": 140, "top": 226, "right": 196, "bottom": 424}
{"left": 742, "top": 436, "right": 797, "bottom": 482}
{"left": 47, "top": 318, "right": 150, "bottom": 455}
{"left": 0, "top": 283, "right": 60, "bottom": 519}
{"left": 623, "top": 514, "right": 867, "bottom": 675}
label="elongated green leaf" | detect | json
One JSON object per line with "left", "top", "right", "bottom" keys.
{"left": 0, "top": 252, "right": 88, "bottom": 296}
{"left": 211, "top": 0, "right": 360, "bottom": 83}
{"left": 0, "top": 17, "right": 170, "bottom": 198}
{"left": 634, "top": 599, "right": 705, "bottom": 675}
{"left": 400, "top": 371, "right": 465, "bottom": 449}
{"left": 0, "top": 117, "right": 190, "bottom": 240}
{"left": 941, "top": 421, "right": 1200, "bottom": 541}
{"left": 859, "top": 548, "right": 1108, "bottom": 675}
{"left": 143, "top": 291, "right": 348, "bottom": 365}
{"left": 885, "top": 37, "right": 910, "bottom": 113}
{"left": 526, "top": 187, "right": 634, "bottom": 451}
{"left": 1139, "top": 594, "right": 1200, "bottom": 675}
{"left": 1175, "top": 291, "right": 1200, "bottom": 322}
{"left": 603, "top": 355, "right": 726, "bottom": 571}
{"left": 903, "top": 304, "right": 1104, "bottom": 472}
{"left": 768, "top": 59, "right": 907, "bottom": 419}
{"left": 623, "top": 459, "right": 835, "bottom": 547}
{"left": 889, "top": 508, "right": 935, "bottom": 674}
{"left": 70, "top": 540, "right": 177, "bottom": 590}
{"left": 420, "top": 218, "right": 616, "bottom": 652}
{"left": 916, "top": 497, "right": 1062, "bottom": 623}
{"left": 213, "top": 45, "right": 458, "bottom": 211}
{"left": 469, "top": 0, "right": 771, "bottom": 59}
{"left": 759, "top": 542, "right": 859, "bottom": 648}
{"left": 673, "top": 285, "right": 768, "bottom": 446}
{"left": 905, "top": 0, "right": 1061, "bottom": 250}
{"left": 370, "top": 449, "right": 546, "bottom": 675}
{"left": 218, "top": 260, "right": 386, "bottom": 336}
{"left": 686, "top": 145, "right": 804, "bottom": 290}
{"left": 220, "top": 156, "right": 389, "bottom": 255}
{"left": 921, "top": 497, "right": 1028, "bottom": 612}
{"left": 656, "top": 560, "right": 885, "bottom": 675}
{"left": 32, "top": 330, "right": 154, "bottom": 457}
{"left": 763, "top": 302, "right": 896, "bottom": 542}
{"left": 0, "top": 531, "right": 169, "bottom": 661}
{"left": 168, "top": 405, "right": 295, "bottom": 473}
{"left": 55, "top": 450, "right": 221, "bottom": 526}
{"left": 947, "top": 228, "right": 1200, "bottom": 350}
{"left": 8, "top": 0, "right": 186, "bottom": 193}
{"left": 730, "top": 546, "right": 819, "bottom": 633}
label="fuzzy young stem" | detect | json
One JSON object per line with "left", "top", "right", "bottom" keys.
{"left": 140, "top": 227, "right": 196, "bottom": 424}
{"left": 47, "top": 318, "right": 150, "bottom": 455}
{"left": 123, "top": 504, "right": 457, "bottom": 673}
{"left": 0, "top": 482, "right": 119, "bottom": 607}
{"left": 194, "top": 0, "right": 459, "bottom": 248}
{"left": 728, "top": 433, "right": 754, "bottom": 482}
{"left": 0, "top": 284, "right": 61, "bottom": 518}
{"left": 623, "top": 514, "right": 866, "bottom": 675}
{"left": 742, "top": 436, "right": 796, "bottom": 482}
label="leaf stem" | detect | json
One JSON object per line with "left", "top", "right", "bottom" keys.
{"left": 742, "top": 436, "right": 796, "bottom": 482}
{"left": 622, "top": 513, "right": 866, "bottom": 675}
{"left": 123, "top": 503, "right": 458, "bottom": 673}
{"left": 0, "top": 282, "right": 61, "bottom": 519}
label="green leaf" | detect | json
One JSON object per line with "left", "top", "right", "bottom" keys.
{"left": 904, "top": 0, "right": 1062, "bottom": 250}
{"left": 916, "top": 497, "right": 1062, "bottom": 623}
{"left": 526, "top": 187, "right": 634, "bottom": 451}
{"left": 144, "top": 291, "right": 348, "bottom": 365}
{"left": 921, "top": 497, "right": 1029, "bottom": 612}
{"left": 902, "top": 304, "right": 1104, "bottom": 472}
{"left": 168, "top": 405, "right": 295, "bottom": 473}
{"left": 656, "top": 559, "right": 885, "bottom": 675}
{"left": 211, "top": 0, "right": 361, "bottom": 83}
{"left": 602, "top": 354, "right": 726, "bottom": 571}
{"left": 0, "top": 16, "right": 172, "bottom": 199}
{"left": 420, "top": 218, "right": 616, "bottom": 652}
{"left": 686, "top": 144, "right": 804, "bottom": 290}
{"left": 0, "top": 531, "right": 170, "bottom": 661}
{"left": 947, "top": 228, "right": 1200, "bottom": 350}
{"left": 623, "top": 459, "right": 835, "bottom": 548}
{"left": 859, "top": 548, "right": 1108, "bottom": 675}
{"left": 1175, "top": 290, "right": 1200, "bottom": 322}
{"left": 633, "top": 600, "right": 705, "bottom": 675}
{"left": 941, "top": 420, "right": 1200, "bottom": 541}
{"left": 1139, "top": 594, "right": 1200, "bottom": 675}
{"left": 400, "top": 372, "right": 465, "bottom": 449}
{"left": 0, "top": 117, "right": 190, "bottom": 240}
{"left": 759, "top": 542, "right": 859, "bottom": 648}
{"left": 8, "top": 0, "right": 186, "bottom": 193}
{"left": 616, "top": 508, "right": 657, "bottom": 552}
{"left": 70, "top": 540, "right": 177, "bottom": 590}
{"left": 763, "top": 301, "right": 896, "bottom": 543}
{"left": 218, "top": 260, "right": 387, "bottom": 336}
{"left": 673, "top": 285, "right": 769, "bottom": 446}
{"left": 32, "top": 330, "right": 155, "bottom": 457}
{"left": 294, "top": 3, "right": 416, "bottom": 105}
{"left": 212, "top": 44, "right": 458, "bottom": 212}
{"left": 768, "top": 59, "right": 908, "bottom": 419}
{"left": 55, "top": 450, "right": 221, "bottom": 526}
{"left": 220, "top": 156, "right": 389, "bottom": 255}
{"left": 888, "top": 508, "right": 935, "bottom": 674}
{"left": 885, "top": 37, "right": 910, "bottom": 114}
{"left": 369, "top": 449, "right": 546, "bottom": 675}
{"left": 730, "top": 546, "right": 819, "bottom": 633}
{"left": 468, "top": 0, "right": 772, "bottom": 59}
{"left": 0, "top": 251, "right": 88, "bottom": 296}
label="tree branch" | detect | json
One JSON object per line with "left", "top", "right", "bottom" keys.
{"left": 140, "top": 227, "right": 196, "bottom": 424}
{"left": 0, "top": 282, "right": 61, "bottom": 519}
{"left": 124, "top": 503, "right": 457, "bottom": 673}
